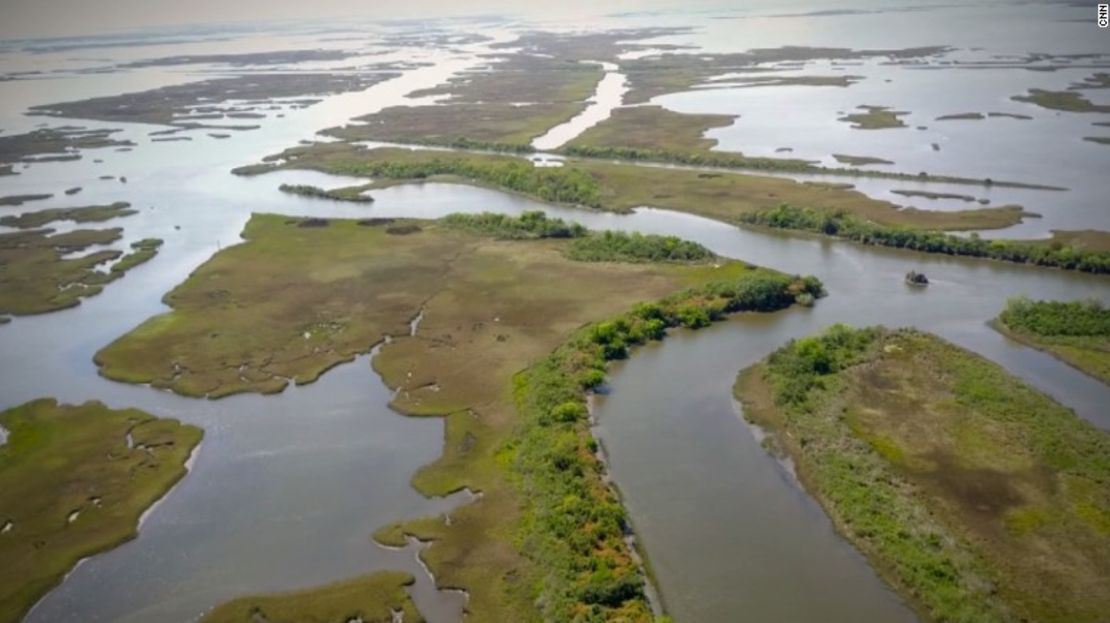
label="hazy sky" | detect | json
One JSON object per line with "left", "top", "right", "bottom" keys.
{"left": 0, "top": 0, "right": 728, "bottom": 39}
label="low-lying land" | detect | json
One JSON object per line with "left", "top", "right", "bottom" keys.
{"left": 326, "top": 54, "right": 602, "bottom": 148}
{"left": 832, "top": 153, "right": 894, "bottom": 166}
{"left": 740, "top": 204, "right": 1110, "bottom": 274}
{"left": 278, "top": 183, "right": 374, "bottom": 203}
{"left": 0, "top": 194, "right": 52, "bottom": 206}
{"left": 201, "top": 572, "right": 423, "bottom": 623}
{"left": 234, "top": 144, "right": 1038, "bottom": 232}
{"left": 29, "top": 73, "right": 400, "bottom": 126}
{"left": 621, "top": 45, "right": 947, "bottom": 104}
{"left": 121, "top": 49, "right": 354, "bottom": 69}
{"left": 0, "top": 127, "right": 133, "bottom": 166}
{"left": 1011, "top": 88, "right": 1110, "bottom": 113}
{"left": 558, "top": 106, "right": 1051, "bottom": 188}
{"left": 0, "top": 399, "right": 202, "bottom": 623}
{"left": 0, "top": 228, "right": 162, "bottom": 318}
{"left": 565, "top": 105, "right": 737, "bottom": 153}
{"left": 993, "top": 297, "right": 1110, "bottom": 385}
{"left": 838, "top": 105, "right": 909, "bottom": 129}
{"left": 0, "top": 202, "right": 135, "bottom": 228}
{"left": 98, "top": 211, "right": 821, "bottom": 621}
{"left": 735, "top": 326, "right": 1110, "bottom": 623}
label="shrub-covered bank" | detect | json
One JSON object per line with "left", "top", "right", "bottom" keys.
{"left": 993, "top": 297, "right": 1110, "bottom": 384}
{"left": 510, "top": 271, "right": 824, "bottom": 621}
{"left": 736, "top": 325, "right": 1110, "bottom": 622}
{"left": 740, "top": 204, "right": 1110, "bottom": 274}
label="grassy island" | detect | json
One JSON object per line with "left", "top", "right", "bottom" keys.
{"left": 735, "top": 326, "right": 1110, "bottom": 623}
{"left": 838, "top": 105, "right": 909, "bottom": 129}
{"left": 201, "top": 572, "right": 423, "bottom": 623}
{"left": 993, "top": 297, "right": 1110, "bottom": 384}
{"left": 0, "top": 228, "right": 163, "bottom": 318}
{"left": 98, "top": 211, "right": 821, "bottom": 621}
{"left": 0, "top": 202, "right": 135, "bottom": 228}
{"left": 0, "top": 399, "right": 202, "bottom": 623}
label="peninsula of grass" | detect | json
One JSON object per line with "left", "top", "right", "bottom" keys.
{"left": 98, "top": 211, "right": 822, "bottom": 621}
{"left": 1012, "top": 89, "right": 1110, "bottom": 113}
{"left": 29, "top": 74, "right": 400, "bottom": 126}
{"left": 838, "top": 105, "right": 909, "bottom": 129}
{"left": 567, "top": 105, "right": 738, "bottom": 153}
{"left": 0, "top": 399, "right": 202, "bottom": 623}
{"left": 324, "top": 55, "right": 601, "bottom": 148}
{"left": 1084, "top": 136, "right": 1110, "bottom": 146}
{"left": 555, "top": 110, "right": 1052, "bottom": 189}
{"left": 278, "top": 183, "right": 374, "bottom": 203}
{"left": 935, "top": 112, "right": 985, "bottom": 121}
{"left": 0, "top": 228, "right": 162, "bottom": 317}
{"left": 739, "top": 204, "right": 1110, "bottom": 274}
{"left": 0, "top": 202, "right": 135, "bottom": 228}
{"left": 832, "top": 153, "right": 894, "bottom": 166}
{"left": 201, "top": 572, "right": 423, "bottom": 623}
{"left": 992, "top": 297, "right": 1110, "bottom": 385}
{"left": 621, "top": 45, "right": 946, "bottom": 104}
{"left": 0, "top": 193, "right": 53, "bottom": 206}
{"left": 0, "top": 128, "right": 133, "bottom": 166}
{"left": 734, "top": 326, "right": 1110, "bottom": 623}
{"left": 233, "top": 144, "right": 1041, "bottom": 232}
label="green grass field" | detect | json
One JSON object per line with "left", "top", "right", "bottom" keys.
{"left": 0, "top": 399, "right": 202, "bottom": 623}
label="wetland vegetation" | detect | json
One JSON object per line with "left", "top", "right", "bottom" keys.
{"left": 0, "top": 202, "right": 135, "bottom": 228}
{"left": 993, "top": 298, "right": 1110, "bottom": 384}
{"left": 1011, "top": 89, "right": 1110, "bottom": 113}
{"left": 739, "top": 204, "right": 1110, "bottom": 274}
{"left": 236, "top": 144, "right": 1041, "bottom": 232}
{"left": 96, "top": 210, "right": 821, "bottom": 621}
{"left": 201, "top": 572, "right": 423, "bottom": 623}
{"left": 0, "top": 228, "right": 163, "bottom": 318}
{"left": 0, "top": 399, "right": 201, "bottom": 623}
{"left": 837, "top": 105, "right": 909, "bottom": 129}
{"left": 735, "top": 326, "right": 1110, "bottom": 623}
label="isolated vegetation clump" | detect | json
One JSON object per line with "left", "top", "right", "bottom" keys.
{"left": 999, "top": 297, "right": 1109, "bottom": 337}
{"left": 566, "top": 230, "right": 714, "bottom": 263}
{"left": 441, "top": 210, "right": 586, "bottom": 239}
{"left": 511, "top": 269, "right": 824, "bottom": 621}
{"left": 741, "top": 204, "right": 1110, "bottom": 274}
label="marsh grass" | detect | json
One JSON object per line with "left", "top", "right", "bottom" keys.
{"left": 103, "top": 211, "right": 819, "bottom": 620}
{"left": 0, "top": 228, "right": 162, "bottom": 316}
{"left": 201, "top": 572, "right": 423, "bottom": 623}
{"left": 0, "top": 202, "right": 136, "bottom": 229}
{"left": 735, "top": 326, "right": 1110, "bottom": 622}
{"left": 0, "top": 399, "right": 202, "bottom": 623}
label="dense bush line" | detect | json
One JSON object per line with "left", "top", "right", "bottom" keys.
{"left": 511, "top": 270, "right": 823, "bottom": 621}
{"left": 330, "top": 156, "right": 603, "bottom": 208}
{"left": 441, "top": 211, "right": 586, "bottom": 239}
{"left": 999, "top": 297, "right": 1110, "bottom": 336}
{"left": 560, "top": 145, "right": 1055, "bottom": 190}
{"left": 740, "top": 204, "right": 1110, "bottom": 274}
{"left": 755, "top": 326, "right": 1012, "bottom": 623}
{"left": 566, "top": 230, "right": 714, "bottom": 263}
